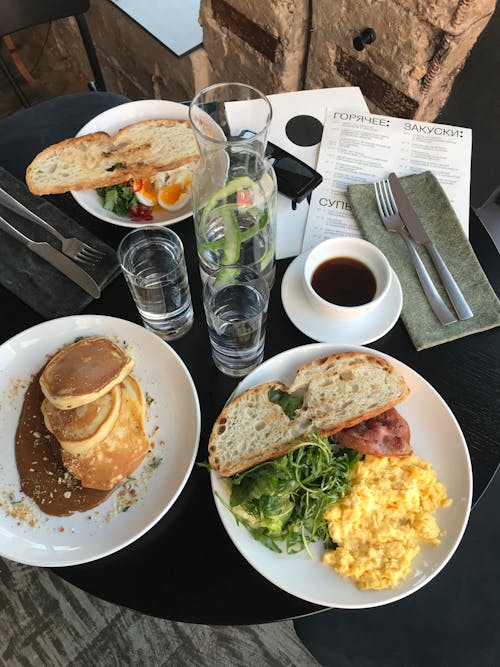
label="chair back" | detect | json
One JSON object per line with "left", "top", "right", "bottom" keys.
{"left": 0, "top": 0, "right": 105, "bottom": 106}
{"left": 0, "top": 0, "right": 90, "bottom": 38}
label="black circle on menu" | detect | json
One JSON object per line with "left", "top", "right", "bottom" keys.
{"left": 285, "top": 115, "right": 324, "bottom": 147}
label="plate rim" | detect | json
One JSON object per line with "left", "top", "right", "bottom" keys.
{"left": 71, "top": 99, "right": 194, "bottom": 228}
{"left": 0, "top": 314, "right": 201, "bottom": 567}
{"left": 210, "top": 342, "right": 473, "bottom": 609}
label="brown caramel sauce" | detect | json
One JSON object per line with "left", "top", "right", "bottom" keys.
{"left": 15, "top": 367, "right": 112, "bottom": 517}
{"left": 311, "top": 256, "right": 377, "bottom": 307}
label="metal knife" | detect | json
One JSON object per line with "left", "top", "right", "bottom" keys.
{"left": 0, "top": 185, "right": 55, "bottom": 228}
{"left": 388, "top": 172, "right": 473, "bottom": 320}
{"left": 0, "top": 214, "right": 100, "bottom": 299}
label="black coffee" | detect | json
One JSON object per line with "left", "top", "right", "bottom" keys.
{"left": 311, "top": 257, "right": 376, "bottom": 307}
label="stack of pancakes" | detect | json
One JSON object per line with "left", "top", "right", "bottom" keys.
{"left": 40, "top": 336, "right": 149, "bottom": 490}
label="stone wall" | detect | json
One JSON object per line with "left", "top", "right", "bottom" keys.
{"left": 0, "top": 0, "right": 495, "bottom": 121}
{"left": 86, "top": 1, "right": 210, "bottom": 102}
{"left": 199, "top": 0, "right": 308, "bottom": 91}
{"left": 306, "top": 0, "right": 495, "bottom": 119}
{"left": 0, "top": 1, "right": 211, "bottom": 114}
{"left": 199, "top": 0, "right": 496, "bottom": 120}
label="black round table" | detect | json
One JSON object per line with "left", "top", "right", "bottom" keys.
{"left": 0, "top": 93, "right": 498, "bottom": 625}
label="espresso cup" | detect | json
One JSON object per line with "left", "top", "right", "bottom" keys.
{"left": 303, "top": 237, "right": 392, "bottom": 319}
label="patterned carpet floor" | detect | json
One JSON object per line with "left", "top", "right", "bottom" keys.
{"left": 0, "top": 560, "right": 319, "bottom": 666}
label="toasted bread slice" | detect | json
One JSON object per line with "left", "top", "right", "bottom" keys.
{"left": 290, "top": 352, "right": 409, "bottom": 434}
{"left": 26, "top": 118, "right": 200, "bottom": 195}
{"left": 41, "top": 384, "right": 122, "bottom": 456}
{"left": 40, "top": 337, "right": 133, "bottom": 410}
{"left": 208, "top": 352, "right": 410, "bottom": 477}
{"left": 61, "top": 375, "right": 149, "bottom": 490}
{"left": 208, "top": 381, "right": 312, "bottom": 476}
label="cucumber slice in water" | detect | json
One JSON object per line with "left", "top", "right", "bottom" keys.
{"left": 220, "top": 207, "right": 242, "bottom": 265}
{"left": 198, "top": 177, "right": 273, "bottom": 281}
{"left": 200, "top": 176, "right": 255, "bottom": 228}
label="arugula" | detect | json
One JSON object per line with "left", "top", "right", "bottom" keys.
{"left": 96, "top": 183, "right": 138, "bottom": 217}
{"left": 268, "top": 387, "right": 303, "bottom": 419}
{"left": 224, "top": 434, "right": 362, "bottom": 556}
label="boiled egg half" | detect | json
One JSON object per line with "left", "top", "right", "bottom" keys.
{"left": 134, "top": 179, "right": 158, "bottom": 207}
{"left": 156, "top": 167, "right": 193, "bottom": 212}
{"left": 132, "top": 166, "right": 193, "bottom": 212}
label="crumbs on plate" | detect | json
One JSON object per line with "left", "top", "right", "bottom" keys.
{"left": 0, "top": 489, "right": 40, "bottom": 528}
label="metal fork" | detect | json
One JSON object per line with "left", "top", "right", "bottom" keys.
{"left": 374, "top": 179, "right": 457, "bottom": 325}
{"left": 0, "top": 187, "right": 104, "bottom": 265}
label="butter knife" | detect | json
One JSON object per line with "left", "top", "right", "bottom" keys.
{"left": 388, "top": 173, "right": 473, "bottom": 320}
{"left": 0, "top": 214, "right": 100, "bottom": 299}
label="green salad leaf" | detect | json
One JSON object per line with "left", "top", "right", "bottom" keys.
{"left": 218, "top": 434, "right": 362, "bottom": 556}
{"left": 96, "top": 183, "right": 138, "bottom": 217}
{"left": 268, "top": 387, "right": 303, "bottom": 419}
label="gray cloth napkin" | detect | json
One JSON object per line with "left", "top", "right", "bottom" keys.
{"left": 347, "top": 171, "right": 500, "bottom": 350}
{"left": 0, "top": 167, "right": 120, "bottom": 319}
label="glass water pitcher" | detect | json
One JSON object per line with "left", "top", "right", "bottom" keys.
{"left": 189, "top": 83, "right": 278, "bottom": 286}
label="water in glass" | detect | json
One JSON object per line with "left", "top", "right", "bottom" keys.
{"left": 119, "top": 228, "right": 193, "bottom": 341}
{"left": 205, "top": 282, "right": 267, "bottom": 376}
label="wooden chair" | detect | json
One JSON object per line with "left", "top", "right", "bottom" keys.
{"left": 0, "top": 0, "right": 106, "bottom": 108}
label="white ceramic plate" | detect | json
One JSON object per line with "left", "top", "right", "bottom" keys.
{"left": 211, "top": 343, "right": 472, "bottom": 609}
{"left": 0, "top": 315, "right": 200, "bottom": 567}
{"left": 281, "top": 251, "right": 403, "bottom": 344}
{"left": 71, "top": 100, "right": 194, "bottom": 228}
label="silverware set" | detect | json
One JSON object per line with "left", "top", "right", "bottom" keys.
{"left": 0, "top": 187, "right": 103, "bottom": 298}
{"left": 375, "top": 173, "right": 473, "bottom": 324}
{"left": 0, "top": 187, "right": 104, "bottom": 265}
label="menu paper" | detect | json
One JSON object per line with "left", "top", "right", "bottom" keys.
{"left": 302, "top": 109, "right": 473, "bottom": 252}
{"left": 266, "top": 88, "right": 369, "bottom": 259}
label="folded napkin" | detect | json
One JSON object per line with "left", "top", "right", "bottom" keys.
{"left": 347, "top": 171, "right": 500, "bottom": 350}
{"left": 0, "top": 168, "right": 119, "bottom": 319}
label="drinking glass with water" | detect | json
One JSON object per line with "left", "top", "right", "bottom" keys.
{"left": 118, "top": 226, "right": 193, "bottom": 341}
{"left": 203, "top": 266, "right": 269, "bottom": 376}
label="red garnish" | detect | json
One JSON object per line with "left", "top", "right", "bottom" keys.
{"left": 130, "top": 178, "right": 143, "bottom": 192}
{"left": 129, "top": 203, "right": 153, "bottom": 222}
{"left": 237, "top": 190, "right": 252, "bottom": 207}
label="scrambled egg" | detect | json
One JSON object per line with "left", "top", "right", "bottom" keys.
{"left": 322, "top": 455, "right": 452, "bottom": 590}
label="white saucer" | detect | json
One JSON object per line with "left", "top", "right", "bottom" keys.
{"left": 281, "top": 251, "right": 403, "bottom": 344}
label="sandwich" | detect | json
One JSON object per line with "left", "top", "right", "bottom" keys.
{"left": 26, "top": 117, "right": 200, "bottom": 195}
{"left": 208, "top": 351, "right": 411, "bottom": 477}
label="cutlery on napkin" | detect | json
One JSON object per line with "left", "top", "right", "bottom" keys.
{"left": 387, "top": 172, "right": 473, "bottom": 321}
{"left": 347, "top": 171, "right": 500, "bottom": 350}
{"left": 0, "top": 167, "right": 120, "bottom": 319}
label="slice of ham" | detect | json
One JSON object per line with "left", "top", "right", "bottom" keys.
{"left": 335, "top": 408, "right": 412, "bottom": 457}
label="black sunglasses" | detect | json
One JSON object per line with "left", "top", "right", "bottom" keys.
{"left": 238, "top": 130, "right": 323, "bottom": 209}
{"left": 265, "top": 141, "right": 323, "bottom": 209}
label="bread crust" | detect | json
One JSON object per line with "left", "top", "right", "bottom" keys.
{"left": 208, "top": 381, "right": 292, "bottom": 475}
{"left": 208, "top": 352, "right": 410, "bottom": 477}
{"left": 26, "top": 118, "right": 200, "bottom": 195}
